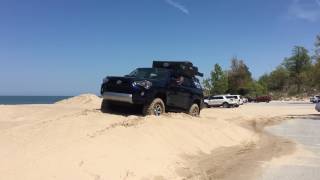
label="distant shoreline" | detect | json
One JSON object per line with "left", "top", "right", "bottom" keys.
{"left": 0, "top": 96, "right": 73, "bottom": 105}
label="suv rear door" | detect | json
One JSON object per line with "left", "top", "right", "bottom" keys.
{"left": 167, "top": 76, "right": 192, "bottom": 109}
{"left": 217, "top": 96, "right": 225, "bottom": 105}
{"left": 226, "top": 96, "right": 237, "bottom": 102}
{"left": 180, "top": 77, "right": 195, "bottom": 108}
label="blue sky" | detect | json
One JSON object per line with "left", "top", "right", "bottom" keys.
{"left": 0, "top": 0, "right": 319, "bottom": 95}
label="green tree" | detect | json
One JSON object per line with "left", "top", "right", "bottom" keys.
{"left": 310, "top": 35, "right": 320, "bottom": 90}
{"left": 314, "top": 34, "right": 320, "bottom": 62}
{"left": 267, "top": 66, "right": 290, "bottom": 92}
{"left": 228, "top": 57, "right": 253, "bottom": 95}
{"left": 258, "top": 73, "right": 270, "bottom": 92}
{"left": 203, "top": 63, "right": 228, "bottom": 95}
{"left": 202, "top": 78, "right": 212, "bottom": 96}
{"left": 248, "top": 81, "right": 267, "bottom": 97}
{"left": 211, "top": 64, "right": 228, "bottom": 94}
{"left": 312, "top": 60, "right": 320, "bottom": 90}
{"left": 283, "top": 46, "right": 311, "bottom": 93}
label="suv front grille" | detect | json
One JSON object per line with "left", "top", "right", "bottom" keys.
{"left": 103, "top": 80, "right": 133, "bottom": 94}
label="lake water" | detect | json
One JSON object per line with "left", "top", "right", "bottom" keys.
{"left": 0, "top": 96, "right": 72, "bottom": 105}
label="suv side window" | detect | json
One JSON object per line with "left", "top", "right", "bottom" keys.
{"left": 182, "top": 77, "right": 194, "bottom": 88}
{"left": 226, "top": 96, "right": 236, "bottom": 99}
{"left": 192, "top": 77, "right": 202, "bottom": 89}
{"left": 213, "top": 96, "right": 223, "bottom": 99}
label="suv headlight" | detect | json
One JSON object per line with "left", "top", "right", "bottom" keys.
{"left": 103, "top": 77, "right": 109, "bottom": 83}
{"left": 133, "top": 80, "right": 152, "bottom": 89}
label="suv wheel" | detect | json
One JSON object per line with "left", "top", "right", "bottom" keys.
{"left": 143, "top": 98, "right": 165, "bottom": 116}
{"left": 101, "top": 99, "right": 111, "bottom": 113}
{"left": 188, "top": 104, "right": 200, "bottom": 116}
{"left": 222, "top": 102, "right": 230, "bottom": 108}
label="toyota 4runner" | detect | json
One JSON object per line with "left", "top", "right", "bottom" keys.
{"left": 100, "top": 61, "right": 204, "bottom": 116}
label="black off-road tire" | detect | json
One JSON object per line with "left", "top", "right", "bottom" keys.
{"left": 222, "top": 102, "right": 230, "bottom": 108}
{"left": 142, "top": 98, "right": 165, "bottom": 116}
{"left": 101, "top": 99, "right": 111, "bottom": 113}
{"left": 205, "top": 103, "right": 210, "bottom": 108}
{"left": 188, "top": 103, "right": 200, "bottom": 117}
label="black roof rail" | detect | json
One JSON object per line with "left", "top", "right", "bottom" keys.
{"left": 152, "top": 61, "right": 203, "bottom": 77}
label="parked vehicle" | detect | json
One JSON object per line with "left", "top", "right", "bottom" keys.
{"left": 255, "top": 96, "right": 272, "bottom": 103}
{"left": 204, "top": 95, "right": 238, "bottom": 108}
{"left": 246, "top": 96, "right": 271, "bottom": 103}
{"left": 310, "top": 95, "right": 320, "bottom": 103}
{"left": 226, "top": 95, "right": 244, "bottom": 106}
{"left": 100, "top": 61, "right": 204, "bottom": 116}
{"left": 316, "top": 102, "right": 320, "bottom": 112}
{"left": 247, "top": 97, "right": 256, "bottom": 102}
{"left": 242, "top": 97, "right": 248, "bottom": 103}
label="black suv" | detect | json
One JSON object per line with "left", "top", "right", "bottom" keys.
{"left": 100, "top": 61, "right": 204, "bottom": 116}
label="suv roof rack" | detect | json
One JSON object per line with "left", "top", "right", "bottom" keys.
{"left": 152, "top": 61, "right": 203, "bottom": 77}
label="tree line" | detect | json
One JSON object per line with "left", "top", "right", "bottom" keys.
{"left": 203, "top": 34, "right": 320, "bottom": 99}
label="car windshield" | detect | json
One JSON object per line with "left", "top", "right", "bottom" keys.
{"left": 127, "top": 68, "right": 169, "bottom": 80}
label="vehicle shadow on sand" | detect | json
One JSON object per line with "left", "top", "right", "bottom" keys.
{"left": 287, "top": 114, "right": 320, "bottom": 120}
{"left": 99, "top": 105, "right": 144, "bottom": 117}
{"left": 287, "top": 102, "right": 313, "bottom": 105}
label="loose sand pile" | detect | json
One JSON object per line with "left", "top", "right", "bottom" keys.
{"left": 0, "top": 94, "right": 315, "bottom": 180}
{"left": 55, "top": 93, "right": 102, "bottom": 107}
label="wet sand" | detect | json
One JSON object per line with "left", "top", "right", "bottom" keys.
{"left": 259, "top": 114, "right": 320, "bottom": 180}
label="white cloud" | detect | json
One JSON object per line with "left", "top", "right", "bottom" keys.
{"left": 165, "top": 0, "right": 189, "bottom": 14}
{"left": 288, "top": 0, "right": 320, "bottom": 22}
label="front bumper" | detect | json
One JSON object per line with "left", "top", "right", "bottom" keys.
{"left": 102, "top": 92, "right": 133, "bottom": 104}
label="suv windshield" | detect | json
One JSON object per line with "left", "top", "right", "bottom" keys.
{"left": 127, "top": 68, "right": 169, "bottom": 80}
{"left": 226, "top": 96, "right": 239, "bottom": 99}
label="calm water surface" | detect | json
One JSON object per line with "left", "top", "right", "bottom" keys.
{"left": 0, "top": 96, "right": 72, "bottom": 105}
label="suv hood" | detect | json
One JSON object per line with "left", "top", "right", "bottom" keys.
{"left": 103, "top": 76, "right": 168, "bottom": 90}
{"left": 105, "top": 76, "right": 163, "bottom": 84}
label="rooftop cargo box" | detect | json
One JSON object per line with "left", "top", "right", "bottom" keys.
{"left": 152, "top": 61, "right": 203, "bottom": 77}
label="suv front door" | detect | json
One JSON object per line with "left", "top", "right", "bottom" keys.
{"left": 212, "top": 96, "right": 224, "bottom": 106}
{"left": 208, "top": 96, "right": 216, "bottom": 106}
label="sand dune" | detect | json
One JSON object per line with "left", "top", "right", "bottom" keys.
{"left": 55, "top": 93, "right": 102, "bottom": 107}
{"left": 0, "top": 94, "right": 314, "bottom": 180}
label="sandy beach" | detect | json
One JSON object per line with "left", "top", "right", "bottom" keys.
{"left": 0, "top": 94, "right": 315, "bottom": 180}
